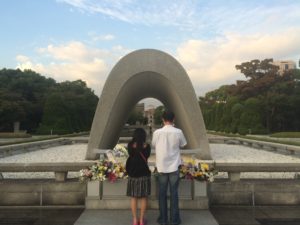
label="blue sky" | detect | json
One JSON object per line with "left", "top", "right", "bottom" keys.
{"left": 1, "top": 0, "right": 300, "bottom": 101}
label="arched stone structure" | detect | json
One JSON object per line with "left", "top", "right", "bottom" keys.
{"left": 86, "top": 49, "right": 212, "bottom": 160}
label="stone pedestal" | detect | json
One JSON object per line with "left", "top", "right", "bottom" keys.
{"left": 180, "top": 179, "right": 193, "bottom": 199}
{"left": 85, "top": 178, "right": 209, "bottom": 209}
{"left": 193, "top": 181, "right": 207, "bottom": 198}
{"left": 87, "top": 180, "right": 100, "bottom": 197}
{"left": 54, "top": 172, "right": 68, "bottom": 182}
{"left": 13, "top": 121, "right": 20, "bottom": 133}
{"left": 102, "top": 179, "right": 127, "bottom": 199}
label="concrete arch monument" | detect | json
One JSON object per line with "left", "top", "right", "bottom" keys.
{"left": 86, "top": 49, "right": 212, "bottom": 160}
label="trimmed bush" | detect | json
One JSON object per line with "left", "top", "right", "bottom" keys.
{"left": 270, "top": 132, "right": 300, "bottom": 138}
{"left": 0, "top": 132, "right": 31, "bottom": 138}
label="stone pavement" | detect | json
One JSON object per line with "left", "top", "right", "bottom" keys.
{"left": 0, "top": 207, "right": 84, "bottom": 225}
{"left": 74, "top": 209, "right": 219, "bottom": 225}
{"left": 2, "top": 206, "right": 300, "bottom": 225}
{"left": 211, "top": 206, "right": 300, "bottom": 225}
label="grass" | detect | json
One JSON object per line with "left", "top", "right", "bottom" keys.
{"left": 0, "top": 132, "right": 32, "bottom": 138}
{"left": 270, "top": 132, "right": 300, "bottom": 138}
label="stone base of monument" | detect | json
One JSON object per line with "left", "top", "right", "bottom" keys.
{"left": 85, "top": 178, "right": 208, "bottom": 209}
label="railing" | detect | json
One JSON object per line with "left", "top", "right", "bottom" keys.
{"left": 215, "top": 162, "right": 300, "bottom": 181}
{"left": 0, "top": 162, "right": 95, "bottom": 181}
{"left": 94, "top": 148, "right": 201, "bottom": 155}
{"left": 1, "top": 162, "right": 300, "bottom": 182}
{"left": 223, "top": 137, "right": 300, "bottom": 155}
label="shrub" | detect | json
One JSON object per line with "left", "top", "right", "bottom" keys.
{"left": 0, "top": 132, "right": 31, "bottom": 138}
{"left": 270, "top": 132, "right": 300, "bottom": 138}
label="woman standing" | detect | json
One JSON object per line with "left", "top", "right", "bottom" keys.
{"left": 126, "top": 128, "right": 151, "bottom": 225}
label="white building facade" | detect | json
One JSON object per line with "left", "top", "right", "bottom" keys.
{"left": 272, "top": 60, "right": 296, "bottom": 75}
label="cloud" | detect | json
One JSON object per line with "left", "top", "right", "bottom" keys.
{"left": 88, "top": 33, "right": 116, "bottom": 42}
{"left": 176, "top": 27, "right": 300, "bottom": 96}
{"left": 16, "top": 41, "right": 132, "bottom": 95}
{"left": 15, "top": 27, "right": 300, "bottom": 99}
{"left": 37, "top": 41, "right": 109, "bottom": 62}
{"left": 58, "top": 0, "right": 197, "bottom": 29}
{"left": 58, "top": 0, "right": 300, "bottom": 33}
{"left": 16, "top": 55, "right": 30, "bottom": 63}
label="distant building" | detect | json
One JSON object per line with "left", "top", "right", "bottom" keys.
{"left": 272, "top": 60, "right": 296, "bottom": 75}
{"left": 134, "top": 103, "right": 145, "bottom": 114}
{"left": 144, "top": 105, "right": 155, "bottom": 127}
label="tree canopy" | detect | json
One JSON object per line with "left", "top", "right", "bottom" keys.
{"left": 0, "top": 68, "right": 98, "bottom": 134}
{"left": 200, "top": 59, "right": 300, "bottom": 134}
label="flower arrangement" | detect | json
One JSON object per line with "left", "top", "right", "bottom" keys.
{"left": 113, "top": 144, "right": 129, "bottom": 158}
{"left": 179, "top": 157, "right": 218, "bottom": 182}
{"left": 79, "top": 159, "right": 128, "bottom": 182}
{"left": 105, "top": 144, "right": 129, "bottom": 166}
{"left": 79, "top": 144, "right": 217, "bottom": 183}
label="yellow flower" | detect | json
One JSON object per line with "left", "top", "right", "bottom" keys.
{"left": 185, "top": 158, "right": 196, "bottom": 166}
{"left": 196, "top": 172, "right": 203, "bottom": 176}
{"left": 201, "top": 163, "right": 209, "bottom": 171}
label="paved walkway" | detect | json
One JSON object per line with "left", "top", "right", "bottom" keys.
{"left": 0, "top": 207, "right": 84, "bottom": 225}
{"left": 2, "top": 206, "right": 300, "bottom": 225}
{"left": 211, "top": 206, "right": 300, "bottom": 225}
{"left": 74, "top": 209, "right": 219, "bottom": 225}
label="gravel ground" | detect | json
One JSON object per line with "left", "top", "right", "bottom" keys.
{"left": 210, "top": 144, "right": 300, "bottom": 179}
{"left": 1, "top": 143, "right": 300, "bottom": 179}
{"left": 0, "top": 144, "right": 88, "bottom": 179}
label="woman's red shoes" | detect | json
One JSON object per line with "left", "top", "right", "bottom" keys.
{"left": 140, "top": 219, "right": 147, "bottom": 225}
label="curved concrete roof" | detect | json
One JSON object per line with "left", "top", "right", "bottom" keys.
{"left": 86, "top": 49, "right": 211, "bottom": 160}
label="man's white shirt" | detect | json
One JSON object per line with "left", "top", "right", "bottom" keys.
{"left": 152, "top": 125, "right": 187, "bottom": 173}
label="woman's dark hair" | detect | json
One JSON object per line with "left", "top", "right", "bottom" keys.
{"left": 131, "top": 128, "right": 146, "bottom": 151}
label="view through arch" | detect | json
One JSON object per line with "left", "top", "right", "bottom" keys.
{"left": 86, "top": 49, "right": 212, "bottom": 160}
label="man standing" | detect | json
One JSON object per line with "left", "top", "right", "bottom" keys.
{"left": 152, "top": 111, "right": 187, "bottom": 225}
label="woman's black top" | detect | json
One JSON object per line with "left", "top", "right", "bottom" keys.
{"left": 126, "top": 141, "right": 151, "bottom": 178}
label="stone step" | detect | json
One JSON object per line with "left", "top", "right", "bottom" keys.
{"left": 85, "top": 197, "right": 209, "bottom": 210}
{"left": 74, "top": 209, "right": 219, "bottom": 225}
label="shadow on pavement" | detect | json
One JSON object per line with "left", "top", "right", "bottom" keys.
{"left": 210, "top": 206, "right": 300, "bottom": 225}
{"left": 0, "top": 207, "right": 84, "bottom": 225}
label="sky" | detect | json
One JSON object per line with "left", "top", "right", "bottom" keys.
{"left": 1, "top": 0, "right": 300, "bottom": 105}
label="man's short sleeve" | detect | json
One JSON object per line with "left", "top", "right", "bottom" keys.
{"left": 179, "top": 131, "right": 187, "bottom": 148}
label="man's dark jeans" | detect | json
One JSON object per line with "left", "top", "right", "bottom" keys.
{"left": 157, "top": 170, "right": 181, "bottom": 225}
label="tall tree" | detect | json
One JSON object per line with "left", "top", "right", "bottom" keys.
{"left": 37, "top": 80, "right": 98, "bottom": 134}
{"left": 154, "top": 105, "right": 165, "bottom": 125}
{"left": 235, "top": 58, "right": 279, "bottom": 80}
{"left": 0, "top": 69, "right": 55, "bottom": 132}
{"left": 200, "top": 59, "right": 300, "bottom": 134}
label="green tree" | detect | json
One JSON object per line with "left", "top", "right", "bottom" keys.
{"left": 0, "top": 68, "right": 55, "bottom": 132}
{"left": 230, "top": 102, "right": 244, "bottom": 133}
{"left": 238, "top": 98, "right": 266, "bottom": 135}
{"left": 127, "top": 110, "right": 145, "bottom": 125}
{"left": 154, "top": 105, "right": 165, "bottom": 125}
{"left": 235, "top": 58, "right": 279, "bottom": 80}
{"left": 200, "top": 59, "right": 300, "bottom": 134}
{"left": 37, "top": 80, "right": 98, "bottom": 134}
